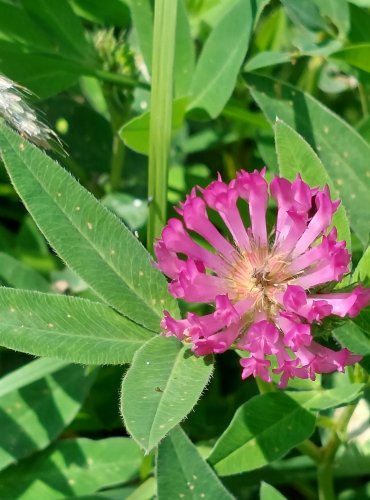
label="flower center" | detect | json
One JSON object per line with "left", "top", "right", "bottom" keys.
{"left": 227, "top": 248, "right": 292, "bottom": 318}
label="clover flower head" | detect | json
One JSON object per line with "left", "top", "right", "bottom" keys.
{"left": 155, "top": 170, "right": 370, "bottom": 387}
{"left": 0, "top": 74, "right": 59, "bottom": 149}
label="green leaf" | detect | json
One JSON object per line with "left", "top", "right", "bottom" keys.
{"left": 260, "top": 482, "right": 287, "bottom": 500}
{"left": 0, "top": 41, "right": 81, "bottom": 98}
{"left": 245, "top": 51, "right": 293, "bottom": 72}
{"left": 0, "top": 123, "right": 178, "bottom": 330}
{"left": 0, "top": 287, "right": 151, "bottom": 365}
{"left": 312, "top": 0, "right": 350, "bottom": 37}
{"left": 0, "top": 437, "right": 142, "bottom": 499}
{"left": 21, "top": 0, "right": 95, "bottom": 62}
{"left": 0, "top": 358, "right": 95, "bottom": 472}
{"left": 102, "top": 193, "right": 147, "bottom": 231}
{"left": 119, "top": 97, "right": 188, "bottom": 155}
{"left": 121, "top": 336, "right": 213, "bottom": 452}
{"left": 208, "top": 392, "right": 316, "bottom": 475}
{"left": 0, "top": 252, "right": 50, "bottom": 291}
{"left": 127, "top": 0, "right": 153, "bottom": 71}
{"left": 246, "top": 73, "right": 370, "bottom": 247}
{"left": 288, "top": 384, "right": 365, "bottom": 411}
{"left": 331, "top": 44, "right": 370, "bottom": 73}
{"left": 334, "top": 319, "right": 370, "bottom": 355}
{"left": 174, "top": 0, "right": 195, "bottom": 97}
{"left": 275, "top": 119, "right": 351, "bottom": 250}
{"left": 69, "top": 0, "right": 131, "bottom": 28}
{"left": 189, "top": 0, "right": 268, "bottom": 118}
{"left": 280, "top": 0, "right": 327, "bottom": 32}
{"left": 0, "top": 2, "right": 51, "bottom": 48}
{"left": 353, "top": 245, "right": 370, "bottom": 285}
{"left": 157, "top": 426, "right": 234, "bottom": 500}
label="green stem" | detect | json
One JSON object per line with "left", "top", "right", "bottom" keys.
{"left": 317, "top": 404, "right": 357, "bottom": 500}
{"left": 147, "top": 0, "right": 178, "bottom": 252}
{"left": 358, "top": 83, "right": 369, "bottom": 118}
{"left": 296, "top": 440, "right": 322, "bottom": 464}
{"left": 255, "top": 377, "right": 275, "bottom": 394}
{"left": 92, "top": 69, "right": 150, "bottom": 90}
{"left": 110, "top": 132, "right": 125, "bottom": 191}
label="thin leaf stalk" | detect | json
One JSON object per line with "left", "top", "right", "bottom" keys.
{"left": 147, "top": 0, "right": 178, "bottom": 252}
{"left": 317, "top": 403, "right": 358, "bottom": 500}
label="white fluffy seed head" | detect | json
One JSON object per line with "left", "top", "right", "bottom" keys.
{"left": 0, "top": 74, "right": 62, "bottom": 150}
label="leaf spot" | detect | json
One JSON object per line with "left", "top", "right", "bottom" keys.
{"left": 139, "top": 271, "right": 144, "bottom": 277}
{"left": 87, "top": 458, "right": 93, "bottom": 466}
{"left": 75, "top": 206, "right": 81, "bottom": 211}
{"left": 68, "top": 479, "right": 76, "bottom": 486}
{"left": 87, "top": 222, "right": 93, "bottom": 230}
{"left": 366, "top": 171, "right": 370, "bottom": 178}
{"left": 343, "top": 151, "right": 349, "bottom": 158}
{"left": 200, "top": 493, "right": 206, "bottom": 498}
{"left": 57, "top": 192, "right": 62, "bottom": 197}
{"left": 317, "top": 145, "right": 322, "bottom": 151}
{"left": 110, "top": 249, "right": 116, "bottom": 255}
{"left": 159, "top": 424, "right": 165, "bottom": 429}
{"left": 324, "top": 126, "right": 329, "bottom": 134}
{"left": 9, "top": 307, "right": 16, "bottom": 313}
{"left": 151, "top": 299, "right": 156, "bottom": 305}
{"left": 160, "top": 299, "right": 165, "bottom": 305}
{"left": 48, "top": 323, "right": 54, "bottom": 328}
{"left": 351, "top": 193, "right": 356, "bottom": 199}
{"left": 193, "top": 474, "right": 198, "bottom": 480}
{"left": 146, "top": 361, "right": 150, "bottom": 365}
{"left": 28, "top": 311, "right": 32, "bottom": 316}
{"left": 336, "top": 179, "right": 343, "bottom": 186}
{"left": 67, "top": 314, "right": 72, "bottom": 318}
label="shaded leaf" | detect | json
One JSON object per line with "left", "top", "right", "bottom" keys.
{"left": 0, "top": 358, "right": 95, "bottom": 471}
{"left": 69, "top": 0, "right": 131, "bottom": 27}
{"left": 281, "top": 0, "right": 327, "bottom": 32}
{"left": 0, "top": 437, "right": 142, "bottom": 499}
{"left": 0, "top": 252, "right": 50, "bottom": 292}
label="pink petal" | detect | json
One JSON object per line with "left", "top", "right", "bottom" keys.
{"left": 181, "top": 191, "right": 236, "bottom": 260}
{"left": 309, "top": 286, "right": 370, "bottom": 318}
{"left": 292, "top": 187, "right": 340, "bottom": 258}
{"left": 240, "top": 355, "right": 272, "bottom": 382}
{"left": 236, "top": 170, "right": 268, "bottom": 246}
{"left": 202, "top": 178, "right": 251, "bottom": 250}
